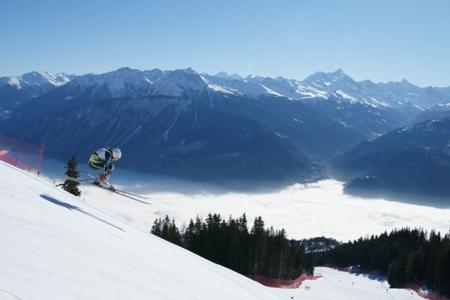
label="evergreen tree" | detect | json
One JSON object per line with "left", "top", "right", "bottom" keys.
{"left": 151, "top": 216, "right": 182, "bottom": 245}
{"left": 324, "top": 227, "right": 450, "bottom": 297}
{"left": 151, "top": 218, "right": 162, "bottom": 236}
{"left": 250, "top": 216, "right": 268, "bottom": 276}
{"left": 388, "top": 253, "right": 407, "bottom": 287}
{"left": 150, "top": 213, "right": 312, "bottom": 281}
{"left": 62, "top": 156, "right": 81, "bottom": 196}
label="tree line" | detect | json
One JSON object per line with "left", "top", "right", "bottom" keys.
{"left": 151, "top": 214, "right": 313, "bottom": 280}
{"left": 319, "top": 228, "right": 450, "bottom": 297}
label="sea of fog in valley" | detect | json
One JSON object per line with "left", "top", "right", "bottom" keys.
{"left": 44, "top": 159, "right": 450, "bottom": 242}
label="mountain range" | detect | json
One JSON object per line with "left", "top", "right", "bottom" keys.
{"left": 3, "top": 67, "right": 450, "bottom": 111}
{"left": 334, "top": 118, "right": 450, "bottom": 206}
{"left": 1, "top": 67, "right": 450, "bottom": 198}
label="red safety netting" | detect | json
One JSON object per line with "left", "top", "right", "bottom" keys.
{"left": 403, "top": 283, "right": 449, "bottom": 300}
{"left": 0, "top": 135, "right": 44, "bottom": 175}
{"left": 252, "top": 273, "right": 321, "bottom": 289}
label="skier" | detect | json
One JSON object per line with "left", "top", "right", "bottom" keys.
{"left": 88, "top": 147, "right": 122, "bottom": 188}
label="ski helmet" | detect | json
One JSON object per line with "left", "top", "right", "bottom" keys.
{"left": 111, "top": 148, "right": 122, "bottom": 160}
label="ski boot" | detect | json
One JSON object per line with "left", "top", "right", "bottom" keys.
{"left": 94, "top": 174, "right": 112, "bottom": 189}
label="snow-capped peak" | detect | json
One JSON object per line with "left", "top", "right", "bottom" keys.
{"left": 69, "top": 67, "right": 156, "bottom": 97}
{"left": 21, "top": 71, "right": 71, "bottom": 87}
{"left": 2, "top": 67, "right": 441, "bottom": 110}
{"left": 68, "top": 67, "right": 238, "bottom": 98}
{"left": 1, "top": 71, "right": 72, "bottom": 90}
{"left": 42, "top": 71, "right": 71, "bottom": 86}
{"left": 7, "top": 77, "right": 22, "bottom": 89}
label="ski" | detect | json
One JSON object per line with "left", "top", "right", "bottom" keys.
{"left": 86, "top": 172, "right": 149, "bottom": 199}
{"left": 110, "top": 188, "right": 150, "bottom": 200}
{"left": 91, "top": 182, "right": 151, "bottom": 205}
{"left": 114, "top": 190, "right": 151, "bottom": 205}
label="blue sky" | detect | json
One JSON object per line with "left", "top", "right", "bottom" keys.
{"left": 1, "top": 0, "right": 449, "bottom": 86}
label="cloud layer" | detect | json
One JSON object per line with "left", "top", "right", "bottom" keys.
{"left": 81, "top": 179, "right": 450, "bottom": 242}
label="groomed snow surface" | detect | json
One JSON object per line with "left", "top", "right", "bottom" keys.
{"left": 279, "top": 267, "right": 424, "bottom": 300}
{"left": 0, "top": 161, "right": 278, "bottom": 300}
{"left": 0, "top": 161, "right": 438, "bottom": 299}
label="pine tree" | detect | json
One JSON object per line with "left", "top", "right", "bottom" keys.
{"left": 62, "top": 156, "right": 81, "bottom": 196}
{"left": 251, "top": 216, "right": 268, "bottom": 275}
{"left": 151, "top": 218, "right": 163, "bottom": 236}
{"left": 150, "top": 213, "right": 314, "bottom": 282}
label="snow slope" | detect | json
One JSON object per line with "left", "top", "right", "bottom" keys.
{"left": 278, "top": 267, "right": 424, "bottom": 300}
{"left": 0, "top": 161, "right": 281, "bottom": 300}
{"left": 0, "top": 161, "right": 431, "bottom": 299}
